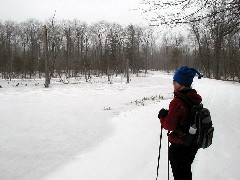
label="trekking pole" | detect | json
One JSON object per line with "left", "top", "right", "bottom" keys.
{"left": 167, "top": 131, "right": 170, "bottom": 180}
{"left": 156, "top": 126, "right": 163, "bottom": 180}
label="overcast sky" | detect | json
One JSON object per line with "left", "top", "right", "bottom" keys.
{"left": 0, "top": 0, "right": 148, "bottom": 25}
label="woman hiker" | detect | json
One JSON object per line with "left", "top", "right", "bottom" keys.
{"left": 158, "top": 66, "right": 203, "bottom": 180}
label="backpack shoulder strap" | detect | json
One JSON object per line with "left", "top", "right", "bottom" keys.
{"left": 175, "top": 94, "right": 194, "bottom": 108}
{"left": 175, "top": 95, "right": 198, "bottom": 127}
{"left": 177, "top": 95, "right": 204, "bottom": 126}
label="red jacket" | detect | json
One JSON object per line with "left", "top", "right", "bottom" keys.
{"left": 160, "top": 89, "right": 202, "bottom": 145}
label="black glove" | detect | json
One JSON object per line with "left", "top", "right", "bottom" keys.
{"left": 158, "top": 108, "right": 168, "bottom": 119}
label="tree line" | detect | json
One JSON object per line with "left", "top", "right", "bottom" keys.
{"left": 140, "top": 0, "right": 240, "bottom": 81}
{"left": 0, "top": 19, "right": 158, "bottom": 81}
{"left": 0, "top": 9, "right": 239, "bottom": 84}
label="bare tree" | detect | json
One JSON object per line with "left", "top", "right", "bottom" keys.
{"left": 140, "top": 0, "right": 239, "bottom": 30}
{"left": 43, "top": 25, "right": 50, "bottom": 87}
{"left": 73, "top": 20, "right": 87, "bottom": 77}
{"left": 91, "top": 21, "right": 110, "bottom": 74}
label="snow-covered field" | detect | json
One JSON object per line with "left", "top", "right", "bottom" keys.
{"left": 0, "top": 71, "right": 239, "bottom": 180}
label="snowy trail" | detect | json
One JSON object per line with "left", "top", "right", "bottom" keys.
{"left": 42, "top": 103, "right": 170, "bottom": 180}
{"left": 0, "top": 73, "right": 172, "bottom": 180}
{"left": 194, "top": 79, "right": 240, "bottom": 180}
{"left": 0, "top": 72, "right": 240, "bottom": 180}
{"left": 43, "top": 78, "right": 240, "bottom": 180}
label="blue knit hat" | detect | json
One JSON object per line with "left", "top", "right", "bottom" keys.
{"left": 173, "top": 66, "right": 203, "bottom": 87}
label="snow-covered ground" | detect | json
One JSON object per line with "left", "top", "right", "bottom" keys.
{"left": 0, "top": 72, "right": 239, "bottom": 180}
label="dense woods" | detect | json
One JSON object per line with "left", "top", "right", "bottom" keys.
{"left": 0, "top": 19, "right": 159, "bottom": 81}
{"left": 0, "top": 0, "right": 239, "bottom": 83}
{"left": 141, "top": 0, "right": 240, "bottom": 80}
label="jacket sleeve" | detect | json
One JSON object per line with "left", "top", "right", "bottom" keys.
{"left": 160, "top": 98, "right": 185, "bottom": 131}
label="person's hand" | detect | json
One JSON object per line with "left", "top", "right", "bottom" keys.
{"left": 158, "top": 108, "right": 168, "bottom": 119}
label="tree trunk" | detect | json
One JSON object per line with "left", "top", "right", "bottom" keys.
{"left": 44, "top": 25, "right": 50, "bottom": 88}
{"left": 126, "top": 57, "right": 129, "bottom": 83}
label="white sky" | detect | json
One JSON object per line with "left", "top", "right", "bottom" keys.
{"left": 0, "top": 0, "right": 148, "bottom": 25}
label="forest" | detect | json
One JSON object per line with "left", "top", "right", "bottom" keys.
{"left": 0, "top": 0, "right": 239, "bottom": 85}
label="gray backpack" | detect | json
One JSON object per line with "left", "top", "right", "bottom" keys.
{"left": 177, "top": 95, "right": 214, "bottom": 149}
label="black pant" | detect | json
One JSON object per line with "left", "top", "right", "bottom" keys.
{"left": 169, "top": 143, "right": 198, "bottom": 180}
